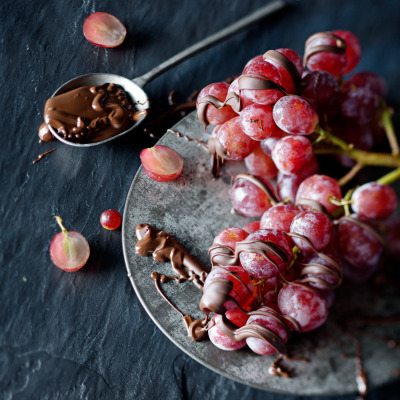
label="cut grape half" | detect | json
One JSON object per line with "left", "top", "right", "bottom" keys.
{"left": 83, "top": 12, "right": 127, "bottom": 48}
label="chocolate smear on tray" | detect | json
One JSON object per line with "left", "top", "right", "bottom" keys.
{"left": 263, "top": 50, "right": 302, "bottom": 94}
{"left": 135, "top": 223, "right": 208, "bottom": 289}
{"left": 304, "top": 32, "right": 347, "bottom": 67}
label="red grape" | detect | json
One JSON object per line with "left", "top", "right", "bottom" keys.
{"left": 304, "top": 32, "right": 347, "bottom": 78}
{"left": 83, "top": 12, "right": 126, "bottom": 48}
{"left": 246, "top": 307, "right": 290, "bottom": 355}
{"left": 295, "top": 174, "right": 342, "bottom": 213}
{"left": 140, "top": 145, "right": 183, "bottom": 182}
{"left": 244, "top": 142, "right": 278, "bottom": 180}
{"left": 50, "top": 217, "right": 90, "bottom": 272}
{"left": 239, "top": 229, "right": 292, "bottom": 279}
{"left": 276, "top": 157, "right": 319, "bottom": 203}
{"left": 347, "top": 71, "right": 386, "bottom": 98}
{"left": 351, "top": 182, "right": 398, "bottom": 220}
{"left": 278, "top": 283, "right": 329, "bottom": 332}
{"left": 216, "top": 116, "right": 256, "bottom": 160}
{"left": 338, "top": 215, "right": 384, "bottom": 270}
{"left": 260, "top": 128, "right": 287, "bottom": 156}
{"left": 100, "top": 209, "right": 122, "bottom": 230}
{"left": 266, "top": 48, "right": 304, "bottom": 94}
{"left": 208, "top": 314, "right": 247, "bottom": 351}
{"left": 271, "top": 135, "right": 313, "bottom": 175}
{"left": 243, "top": 220, "right": 261, "bottom": 234}
{"left": 239, "top": 103, "right": 278, "bottom": 141}
{"left": 339, "top": 80, "right": 380, "bottom": 123}
{"left": 230, "top": 176, "right": 275, "bottom": 217}
{"left": 203, "top": 266, "right": 255, "bottom": 311}
{"left": 213, "top": 227, "right": 249, "bottom": 250}
{"left": 273, "top": 95, "right": 319, "bottom": 135}
{"left": 260, "top": 204, "right": 300, "bottom": 232}
{"left": 228, "top": 77, "right": 254, "bottom": 110}
{"left": 332, "top": 30, "right": 362, "bottom": 75}
{"left": 196, "top": 82, "right": 238, "bottom": 126}
{"left": 290, "top": 210, "right": 332, "bottom": 252}
{"left": 241, "top": 61, "right": 284, "bottom": 105}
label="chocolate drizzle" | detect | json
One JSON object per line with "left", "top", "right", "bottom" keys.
{"left": 32, "top": 147, "right": 56, "bottom": 164}
{"left": 304, "top": 32, "right": 347, "bottom": 67}
{"left": 263, "top": 50, "right": 302, "bottom": 94}
{"left": 197, "top": 92, "right": 241, "bottom": 129}
{"left": 135, "top": 223, "right": 208, "bottom": 289}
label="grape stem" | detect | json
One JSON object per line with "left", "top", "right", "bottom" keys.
{"left": 381, "top": 103, "right": 399, "bottom": 156}
{"left": 314, "top": 126, "right": 400, "bottom": 168}
{"left": 337, "top": 162, "right": 364, "bottom": 187}
{"left": 55, "top": 216, "right": 68, "bottom": 235}
{"left": 376, "top": 167, "right": 400, "bottom": 185}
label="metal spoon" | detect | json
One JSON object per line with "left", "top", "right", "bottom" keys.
{"left": 48, "top": 0, "right": 286, "bottom": 147}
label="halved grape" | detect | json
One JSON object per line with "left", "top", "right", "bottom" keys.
{"left": 140, "top": 145, "right": 183, "bottom": 182}
{"left": 50, "top": 217, "right": 90, "bottom": 272}
{"left": 83, "top": 12, "right": 127, "bottom": 48}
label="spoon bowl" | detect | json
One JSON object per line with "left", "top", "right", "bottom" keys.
{"left": 49, "top": 73, "right": 150, "bottom": 147}
{"left": 46, "top": 0, "right": 286, "bottom": 147}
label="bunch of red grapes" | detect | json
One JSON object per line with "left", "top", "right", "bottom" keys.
{"left": 195, "top": 30, "right": 399, "bottom": 355}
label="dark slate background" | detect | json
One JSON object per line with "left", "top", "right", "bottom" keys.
{"left": 1, "top": 0, "right": 400, "bottom": 399}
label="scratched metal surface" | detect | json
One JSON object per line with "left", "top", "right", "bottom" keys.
{"left": 1, "top": 0, "right": 400, "bottom": 399}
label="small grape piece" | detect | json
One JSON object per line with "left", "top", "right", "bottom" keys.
{"left": 83, "top": 12, "right": 127, "bottom": 48}
{"left": 290, "top": 210, "right": 332, "bottom": 252}
{"left": 351, "top": 182, "right": 398, "bottom": 220}
{"left": 100, "top": 209, "right": 122, "bottom": 230}
{"left": 140, "top": 145, "right": 183, "bottom": 182}
{"left": 50, "top": 216, "right": 90, "bottom": 272}
{"left": 273, "top": 95, "right": 319, "bottom": 135}
{"left": 271, "top": 135, "right": 313, "bottom": 175}
{"left": 278, "top": 283, "right": 329, "bottom": 332}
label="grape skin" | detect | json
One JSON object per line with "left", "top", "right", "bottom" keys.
{"left": 273, "top": 95, "right": 319, "bottom": 136}
{"left": 278, "top": 283, "right": 329, "bottom": 332}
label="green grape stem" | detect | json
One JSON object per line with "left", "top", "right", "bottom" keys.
{"left": 314, "top": 126, "right": 400, "bottom": 168}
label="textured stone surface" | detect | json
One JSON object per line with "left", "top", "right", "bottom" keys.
{"left": 1, "top": 0, "right": 400, "bottom": 399}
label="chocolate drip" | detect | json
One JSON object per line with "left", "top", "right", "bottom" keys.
{"left": 287, "top": 232, "right": 343, "bottom": 289}
{"left": 219, "top": 314, "right": 288, "bottom": 354}
{"left": 40, "top": 83, "right": 146, "bottom": 144}
{"left": 207, "top": 136, "right": 227, "bottom": 178}
{"left": 304, "top": 32, "right": 347, "bottom": 66}
{"left": 199, "top": 277, "right": 234, "bottom": 315}
{"left": 209, "top": 238, "right": 290, "bottom": 270}
{"left": 238, "top": 73, "right": 287, "bottom": 94}
{"left": 263, "top": 50, "right": 301, "bottom": 94}
{"left": 197, "top": 92, "right": 241, "bottom": 129}
{"left": 151, "top": 272, "right": 209, "bottom": 342}
{"left": 32, "top": 147, "right": 56, "bottom": 164}
{"left": 234, "top": 173, "right": 279, "bottom": 205}
{"left": 295, "top": 198, "right": 329, "bottom": 215}
{"left": 135, "top": 223, "right": 208, "bottom": 289}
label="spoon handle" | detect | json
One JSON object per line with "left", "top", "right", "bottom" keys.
{"left": 132, "top": 0, "right": 287, "bottom": 88}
